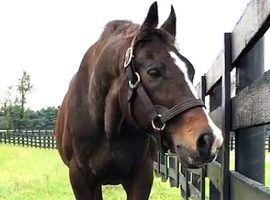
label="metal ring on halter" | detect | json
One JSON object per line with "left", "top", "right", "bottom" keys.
{"left": 151, "top": 114, "right": 166, "bottom": 131}
{"left": 129, "top": 72, "right": 141, "bottom": 89}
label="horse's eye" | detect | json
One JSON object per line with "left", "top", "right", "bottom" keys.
{"left": 147, "top": 68, "right": 161, "bottom": 79}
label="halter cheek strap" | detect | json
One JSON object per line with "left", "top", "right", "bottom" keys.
{"left": 124, "top": 42, "right": 205, "bottom": 151}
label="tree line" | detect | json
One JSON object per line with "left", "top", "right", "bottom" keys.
{"left": 0, "top": 71, "right": 58, "bottom": 130}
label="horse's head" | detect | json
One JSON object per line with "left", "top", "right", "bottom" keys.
{"left": 105, "top": 2, "right": 223, "bottom": 168}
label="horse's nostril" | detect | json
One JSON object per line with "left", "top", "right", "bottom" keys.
{"left": 197, "top": 133, "right": 214, "bottom": 158}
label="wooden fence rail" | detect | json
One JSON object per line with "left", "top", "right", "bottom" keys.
{"left": 0, "top": 130, "right": 56, "bottom": 149}
{"left": 229, "top": 134, "right": 270, "bottom": 152}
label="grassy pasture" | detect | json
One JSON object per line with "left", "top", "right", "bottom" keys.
{"left": 0, "top": 144, "right": 269, "bottom": 200}
{"left": 0, "top": 145, "right": 179, "bottom": 200}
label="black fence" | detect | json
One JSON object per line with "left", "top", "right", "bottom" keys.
{"left": 229, "top": 134, "right": 270, "bottom": 152}
{"left": 0, "top": 130, "right": 56, "bottom": 149}
{"left": 154, "top": 0, "right": 270, "bottom": 199}
{"left": 154, "top": 152, "right": 206, "bottom": 199}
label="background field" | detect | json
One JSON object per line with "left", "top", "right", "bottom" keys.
{"left": 0, "top": 145, "right": 180, "bottom": 200}
{"left": 0, "top": 145, "right": 269, "bottom": 200}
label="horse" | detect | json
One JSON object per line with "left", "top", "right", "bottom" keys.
{"left": 55, "top": 2, "right": 223, "bottom": 200}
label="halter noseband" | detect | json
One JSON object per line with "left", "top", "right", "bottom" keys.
{"left": 124, "top": 40, "right": 205, "bottom": 151}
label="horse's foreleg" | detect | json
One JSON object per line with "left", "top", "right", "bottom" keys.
{"left": 69, "top": 156, "right": 103, "bottom": 200}
{"left": 122, "top": 157, "right": 154, "bottom": 200}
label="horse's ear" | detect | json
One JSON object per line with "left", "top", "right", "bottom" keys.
{"left": 139, "top": 2, "right": 159, "bottom": 36}
{"left": 104, "top": 81, "right": 123, "bottom": 140}
{"left": 160, "top": 5, "right": 176, "bottom": 37}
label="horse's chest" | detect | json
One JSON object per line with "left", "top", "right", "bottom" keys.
{"left": 88, "top": 136, "right": 148, "bottom": 184}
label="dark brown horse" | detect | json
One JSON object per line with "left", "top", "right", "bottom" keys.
{"left": 55, "top": 2, "right": 223, "bottom": 200}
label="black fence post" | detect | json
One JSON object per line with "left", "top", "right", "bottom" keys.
{"left": 209, "top": 84, "right": 222, "bottom": 200}
{"left": 30, "top": 130, "right": 33, "bottom": 147}
{"left": 220, "top": 33, "right": 231, "bottom": 200}
{"left": 22, "top": 130, "right": 25, "bottom": 146}
{"left": 12, "top": 130, "right": 15, "bottom": 145}
{"left": 4, "top": 130, "right": 7, "bottom": 144}
{"left": 38, "top": 130, "right": 41, "bottom": 148}
{"left": 48, "top": 132, "right": 51, "bottom": 149}
{"left": 34, "top": 130, "right": 37, "bottom": 148}
{"left": 17, "top": 130, "right": 19, "bottom": 145}
{"left": 268, "top": 136, "right": 270, "bottom": 152}
{"left": 53, "top": 131, "right": 56, "bottom": 149}
{"left": 235, "top": 38, "right": 265, "bottom": 184}
{"left": 26, "top": 130, "right": 29, "bottom": 147}
{"left": 45, "top": 129, "right": 48, "bottom": 149}
{"left": 16, "top": 130, "right": 19, "bottom": 145}
{"left": 201, "top": 75, "right": 206, "bottom": 200}
{"left": 230, "top": 136, "right": 234, "bottom": 151}
{"left": 7, "top": 130, "right": 11, "bottom": 144}
{"left": 169, "top": 155, "right": 179, "bottom": 187}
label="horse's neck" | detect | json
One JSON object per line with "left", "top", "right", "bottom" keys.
{"left": 120, "top": 119, "right": 145, "bottom": 136}
{"left": 79, "top": 29, "right": 133, "bottom": 131}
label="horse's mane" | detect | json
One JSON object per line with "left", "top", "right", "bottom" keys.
{"left": 99, "top": 20, "right": 140, "bottom": 41}
{"left": 99, "top": 20, "right": 175, "bottom": 48}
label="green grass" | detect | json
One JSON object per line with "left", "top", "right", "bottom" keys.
{"left": 266, "top": 161, "right": 270, "bottom": 187}
{"left": 0, "top": 145, "right": 180, "bottom": 200}
{"left": 0, "top": 145, "right": 269, "bottom": 200}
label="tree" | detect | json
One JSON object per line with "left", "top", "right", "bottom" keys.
{"left": 0, "top": 86, "right": 19, "bottom": 129}
{"left": 17, "top": 71, "right": 33, "bottom": 119}
{"left": 0, "top": 71, "right": 59, "bottom": 130}
{"left": 36, "top": 107, "right": 58, "bottom": 129}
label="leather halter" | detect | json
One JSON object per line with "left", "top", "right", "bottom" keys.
{"left": 124, "top": 39, "right": 205, "bottom": 151}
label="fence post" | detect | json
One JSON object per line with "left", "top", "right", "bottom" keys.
{"left": 7, "top": 129, "right": 11, "bottom": 144}
{"left": 4, "top": 130, "right": 7, "bottom": 144}
{"left": 220, "top": 33, "right": 231, "bottom": 200}
{"left": 17, "top": 130, "right": 20, "bottom": 145}
{"left": 38, "top": 130, "right": 41, "bottom": 148}
{"left": 199, "top": 75, "right": 206, "bottom": 200}
{"left": 34, "top": 130, "right": 37, "bottom": 148}
{"left": 26, "top": 130, "right": 29, "bottom": 147}
{"left": 16, "top": 130, "right": 19, "bottom": 145}
{"left": 30, "top": 130, "right": 32, "bottom": 147}
{"left": 198, "top": 75, "right": 206, "bottom": 200}
{"left": 209, "top": 84, "right": 222, "bottom": 200}
{"left": 169, "top": 156, "right": 179, "bottom": 187}
{"left": 22, "top": 130, "right": 25, "bottom": 146}
{"left": 230, "top": 136, "right": 233, "bottom": 151}
{"left": 12, "top": 130, "right": 15, "bottom": 145}
{"left": 235, "top": 38, "right": 265, "bottom": 184}
{"left": 33, "top": 130, "right": 35, "bottom": 147}
{"left": 48, "top": 131, "right": 51, "bottom": 149}
{"left": 268, "top": 136, "right": 270, "bottom": 152}
{"left": 53, "top": 131, "right": 56, "bottom": 149}
{"left": 46, "top": 131, "right": 48, "bottom": 148}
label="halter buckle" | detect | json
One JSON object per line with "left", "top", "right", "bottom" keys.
{"left": 151, "top": 114, "right": 166, "bottom": 131}
{"left": 129, "top": 72, "right": 140, "bottom": 89}
{"left": 124, "top": 46, "right": 134, "bottom": 68}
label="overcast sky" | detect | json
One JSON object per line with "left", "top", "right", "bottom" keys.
{"left": 0, "top": 0, "right": 258, "bottom": 110}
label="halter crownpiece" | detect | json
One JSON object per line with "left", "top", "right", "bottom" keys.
{"left": 124, "top": 36, "right": 137, "bottom": 69}
{"left": 124, "top": 47, "right": 134, "bottom": 68}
